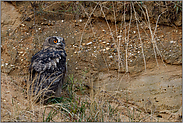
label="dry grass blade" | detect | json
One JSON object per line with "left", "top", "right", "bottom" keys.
{"left": 28, "top": 71, "right": 64, "bottom": 104}
{"left": 79, "top": 2, "right": 99, "bottom": 51}
{"left": 100, "top": 2, "right": 125, "bottom": 75}
{"left": 123, "top": 2, "right": 129, "bottom": 73}
{"left": 78, "top": 2, "right": 97, "bottom": 43}
{"left": 145, "top": 5, "right": 159, "bottom": 67}
{"left": 126, "top": 2, "right": 133, "bottom": 72}
{"left": 113, "top": 2, "right": 118, "bottom": 38}
{"left": 78, "top": 2, "right": 96, "bottom": 38}
{"left": 136, "top": 2, "right": 167, "bottom": 67}
{"left": 99, "top": 3, "right": 116, "bottom": 44}
{"left": 132, "top": 2, "right": 147, "bottom": 71}
{"left": 113, "top": 2, "right": 124, "bottom": 74}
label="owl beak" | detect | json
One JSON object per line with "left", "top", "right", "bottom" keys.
{"left": 56, "top": 42, "right": 63, "bottom": 47}
{"left": 56, "top": 42, "right": 61, "bottom": 45}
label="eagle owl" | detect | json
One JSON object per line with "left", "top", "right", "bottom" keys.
{"left": 29, "top": 36, "right": 67, "bottom": 99}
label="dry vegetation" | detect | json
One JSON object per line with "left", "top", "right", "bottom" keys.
{"left": 1, "top": 1, "right": 182, "bottom": 122}
{"left": 2, "top": 72, "right": 168, "bottom": 122}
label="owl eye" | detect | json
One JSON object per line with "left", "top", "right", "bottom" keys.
{"left": 54, "top": 40, "right": 58, "bottom": 43}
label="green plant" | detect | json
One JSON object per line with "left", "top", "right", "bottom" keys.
{"left": 41, "top": 70, "right": 125, "bottom": 122}
{"left": 43, "top": 107, "right": 56, "bottom": 122}
{"left": 173, "top": 1, "right": 182, "bottom": 14}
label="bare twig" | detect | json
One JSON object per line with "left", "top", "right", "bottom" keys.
{"left": 78, "top": 2, "right": 97, "bottom": 39}
{"left": 144, "top": 5, "right": 167, "bottom": 67}
{"left": 99, "top": 3, "right": 116, "bottom": 43}
{"left": 79, "top": 2, "right": 99, "bottom": 50}
{"left": 124, "top": 2, "right": 128, "bottom": 72}
{"left": 132, "top": 2, "right": 147, "bottom": 71}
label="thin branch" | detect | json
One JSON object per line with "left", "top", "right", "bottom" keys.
{"left": 78, "top": 2, "right": 97, "bottom": 39}
{"left": 132, "top": 2, "right": 147, "bottom": 71}
{"left": 124, "top": 2, "right": 128, "bottom": 72}
{"left": 79, "top": 2, "right": 99, "bottom": 51}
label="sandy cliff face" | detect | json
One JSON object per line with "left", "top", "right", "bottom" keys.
{"left": 1, "top": 2, "right": 22, "bottom": 37}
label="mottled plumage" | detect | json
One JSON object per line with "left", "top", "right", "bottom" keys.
{"left": 29, "top": 36, "right": 67, "bottom": 99}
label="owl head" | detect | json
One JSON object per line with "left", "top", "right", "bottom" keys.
{"left": 43, "top": 36, "right": 65, "bottom": 49}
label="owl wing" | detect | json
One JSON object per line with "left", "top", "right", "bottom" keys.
{"left": 29, "top": 48, "right": 67, "bottom": 74}
{"left": 29, "top": 48, "right": 67, "bottom": 97}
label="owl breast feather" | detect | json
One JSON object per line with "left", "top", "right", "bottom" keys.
{"left": 30, "top": 48, "right": 67, "bottom": 73}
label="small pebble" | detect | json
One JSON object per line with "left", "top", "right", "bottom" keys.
{"left": 21, "top": 24, "right": 25, "bottom": 27}
{"left": 79, "top": 19, "right": 82, "bottom": 22}
{"left": 170, "top": 41, "right": 176, "bottom": 44}
{"left": 106, "top": 47, "right": 110, "bottom": 51}
{"left": 109, "top": 56, "right": 113, "bottom": 59}
{"left": 86, "top": 42, "right": 92, "bottom": 45}
{"left": 117, "top": 35, "right": 122, "bottom": 38}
